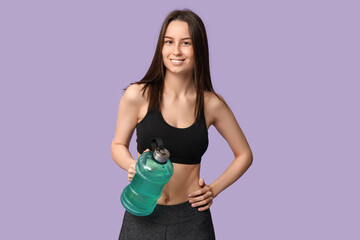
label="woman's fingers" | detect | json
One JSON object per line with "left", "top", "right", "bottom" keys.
{"left": 128, "top": 174, "right": 133, "bottom": 182}
{"left": 190, "top": 196, "right": 213, "bottom": 207}
{"left": 191, "top": 195, "right": 214, "bottom": 210}
{"left": 199, "top": 177, "right": 205, "bottom": 187}
{"left": 198, "top": 201, "right": 213, "bottom": 211}
{"left": 128, "top": 149, "right": 148, "bottom": 181}
{"left": 188, "top": 178, "right": 214, "bottom": 210}
{"left": 188, "top": 188, "right": 204, "bottom": 197}
{"left": 189, "top": 191, "right": 213, "bottom": 203}
{"left": 127, "top": 160, "right": 138, "bottom": 182}
{"left": 188, "top": 185, "right": 210, "bottom": 197}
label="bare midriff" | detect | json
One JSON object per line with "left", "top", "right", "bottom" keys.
{"left": 137, "top": 152, "right": 202, "bottom": 205}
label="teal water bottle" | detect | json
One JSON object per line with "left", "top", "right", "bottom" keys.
{"left": 121, "top": 138, "right": 173, "bottom": 216}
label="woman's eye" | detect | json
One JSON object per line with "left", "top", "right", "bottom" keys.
{"left": 164, "top": 40, "right": 191, "bottom": 46}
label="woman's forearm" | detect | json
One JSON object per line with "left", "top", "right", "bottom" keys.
{"left": 110, "top": 142, "right": 137, "bottom": 171}
{"left": 209, "top": 154, "right": 253, "bottom": 198}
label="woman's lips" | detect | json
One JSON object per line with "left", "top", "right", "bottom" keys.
{"left": 170, "top": 59, "right": 185, "bottom": 65}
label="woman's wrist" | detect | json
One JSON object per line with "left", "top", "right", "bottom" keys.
{"left": 209, "top": 182, "right": 220, "bottom": 199}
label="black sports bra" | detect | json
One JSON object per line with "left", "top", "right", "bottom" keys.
{"left": 136, "top": 105, "right": 209, "bottom": 164}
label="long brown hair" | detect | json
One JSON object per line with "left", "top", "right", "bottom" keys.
{"left": 124, "top": 8, "right": 229, "bottom": 123}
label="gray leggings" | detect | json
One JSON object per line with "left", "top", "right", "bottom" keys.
{"left": 118, "top": 201, "right": 216, "bottom": 240}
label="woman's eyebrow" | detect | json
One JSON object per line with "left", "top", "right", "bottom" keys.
{"left": 164, "top": 36, "right": 191, "bottom": 40}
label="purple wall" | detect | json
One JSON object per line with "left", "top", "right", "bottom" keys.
{"left": 1, "top": 0, "right": 359, "bottom": 239}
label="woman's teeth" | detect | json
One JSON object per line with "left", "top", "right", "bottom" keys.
{"left": 171, "top": 59, "right": 184, "bottom": 62}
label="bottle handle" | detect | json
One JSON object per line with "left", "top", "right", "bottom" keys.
{"left": 151, "top": 138, "right": 164, "bottom": 152}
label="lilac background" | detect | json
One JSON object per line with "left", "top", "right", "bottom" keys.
{"left": 1, "top": 0, "right": 359, "bottom": 239}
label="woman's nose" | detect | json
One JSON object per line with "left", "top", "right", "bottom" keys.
{"left": 172, "top": 44, "right": 182, "bottom": 55}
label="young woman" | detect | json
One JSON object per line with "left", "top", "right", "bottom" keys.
{"left": 111, "top": 9, "right": 253, "bottom": 240}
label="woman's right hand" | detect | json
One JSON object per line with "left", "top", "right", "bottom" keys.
{"left": 128, "top": 148, "right": 150, "bottom": 182}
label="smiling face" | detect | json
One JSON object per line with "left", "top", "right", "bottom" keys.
{"left": 162, "top": 20, "right": 195, "bottom": 75}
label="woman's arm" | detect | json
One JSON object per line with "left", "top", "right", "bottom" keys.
{"left": 189, "top": 93, "right": 253, "bottom": 210}
{"left": 110, "top": 84, "right": 142, "bottom": 171}
{"left": 209, "top": 93, "right": 253, "bottom": 197}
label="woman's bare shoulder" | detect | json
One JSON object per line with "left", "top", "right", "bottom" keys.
{"left": 204, "top": 91, "right": 226, "bottom": 110}
{"left": 122, "top": 83, "right": 149, "bottom": 105}
{"left": 203, "top": 91, "right": 228, "bottom": 126}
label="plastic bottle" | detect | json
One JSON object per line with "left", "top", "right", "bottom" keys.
{"left": 121, "top": 138, "right": 173, "bottom": 216}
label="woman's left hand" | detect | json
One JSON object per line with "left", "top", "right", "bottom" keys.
{"left": 188, "top": 178, "right": 214, "bottom": 211}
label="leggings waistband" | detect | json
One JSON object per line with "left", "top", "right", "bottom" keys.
{"left": 128, "top": 200, "right": 210, "bottom": 225}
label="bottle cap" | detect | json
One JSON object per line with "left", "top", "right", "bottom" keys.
{"left": 153, "top": 147, "right": 170, "bottom": 163}
{"left": 151, "top": 138, "right": 170, "bottom": 164}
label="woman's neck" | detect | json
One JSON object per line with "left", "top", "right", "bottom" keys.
{"left": 163, "top": 71, "right": 196, "bottom": 98}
